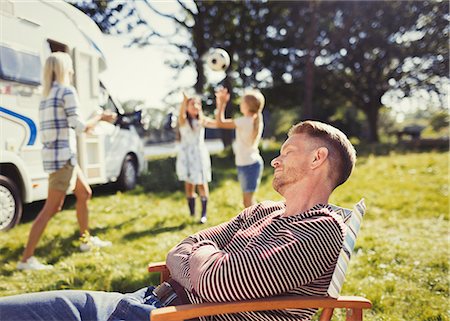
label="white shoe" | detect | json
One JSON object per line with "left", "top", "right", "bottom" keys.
{"left": 17, "top": 256, "right": 53, "bottom": 271}
{"left": 200, "top": 216, "right": 207, "bottom": 224}
{"left": 80, "top": 236, "right": 112, "bottom": 252}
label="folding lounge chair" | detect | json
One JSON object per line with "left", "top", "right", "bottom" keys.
{"left": 148, "top": 199, "right": 371, "bottom": 321}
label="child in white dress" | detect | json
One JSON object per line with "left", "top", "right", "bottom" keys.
{"left": 176, "top": 93, "right": 217, "bottom": 223}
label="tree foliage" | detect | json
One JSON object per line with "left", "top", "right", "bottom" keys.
{"left": 71, "top": 0, "right": 449, "bottom": 142}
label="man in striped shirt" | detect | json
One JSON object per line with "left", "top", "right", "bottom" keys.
{"left": 0, "top": 120, "right": 356, "bottom": 321}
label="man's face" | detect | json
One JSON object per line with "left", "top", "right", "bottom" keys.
{"left": 271, "top": 133, "right": 316, "bottom": 194}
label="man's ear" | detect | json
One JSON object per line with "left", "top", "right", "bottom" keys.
{"left": 311, "top": 147, "right": 329, "bottom": 169}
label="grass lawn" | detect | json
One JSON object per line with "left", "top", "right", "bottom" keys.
{"left": 0, "top": 148, "right": 448, "bottom": 321}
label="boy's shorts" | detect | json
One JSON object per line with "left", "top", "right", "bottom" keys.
{"left": 48, "top": 162, "right": 79, "bottom": 192}
{"left": 237, "top": 159, "right": 263, "bottom": 193}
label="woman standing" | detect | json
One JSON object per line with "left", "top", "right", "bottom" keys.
{"left": 18, "top": 52, "right": 114, "bottom": 271}
{"left": 176, "top": 93, "right": 217, "bottom": 223}
{"left": 215, "top": 87, "right": 265, "bottom": 208}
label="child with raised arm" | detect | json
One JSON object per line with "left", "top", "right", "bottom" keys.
{"left": 176, "top": 93, "right": 217, "bottom": 223}
{"left": 215, "top": 87, "right": 265, "bottom": 208}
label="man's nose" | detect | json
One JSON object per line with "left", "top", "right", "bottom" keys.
{"left": 271, "top": 157, "right": 280, "bottom": 168}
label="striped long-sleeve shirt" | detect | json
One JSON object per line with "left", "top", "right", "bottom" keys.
{"left": 39, "top": 82, "right": 86, "bottom": 173}
{"left": 166, "top": 200, "right": 345, "bottom": 321}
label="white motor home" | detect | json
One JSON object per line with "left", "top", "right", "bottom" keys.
{"left": 0, "top": 0, "right": 146, "bottom": 231}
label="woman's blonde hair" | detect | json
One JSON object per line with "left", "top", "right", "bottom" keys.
{"left": 42, "top": 52, "right": 73, "bottom": 97}
{"left": 243, "top": 90, "right": 265, "bottom": 144}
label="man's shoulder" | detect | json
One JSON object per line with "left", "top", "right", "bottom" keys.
{"left": 237, "top": 200, "right": 284, "bottom": 224}
{"left": 296, "top": 206, "right": 346, "bottom": 238}
{"left": 258, "top": 200, "right": 285, "bottom": 209}
{"left": 245, "top": 200, "right": 285, "bottom": 216}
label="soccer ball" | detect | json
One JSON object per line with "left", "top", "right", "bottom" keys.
{"left": 206, "top": 48, "right": 230, "bottom": 72}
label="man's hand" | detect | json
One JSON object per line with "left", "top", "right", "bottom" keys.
{"left": 84, "top": 110, "right": 117, "bottom": 134}
{"left": 84, "top": 123, "right": 95, "bottom": 134}
{"left": 100, "top": 110, "right": 117, "bottom": 123}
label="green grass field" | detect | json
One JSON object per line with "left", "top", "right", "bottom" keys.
{"left": 0, "top": 149, "right": 448, "bottom": 321}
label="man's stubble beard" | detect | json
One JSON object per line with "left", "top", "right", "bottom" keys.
{"left": 272, "top": 168, "right": 300, "bottom": 194}
{"left": 272, "top": 166, "right": 308, "bottom": 195}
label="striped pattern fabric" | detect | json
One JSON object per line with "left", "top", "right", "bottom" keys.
{"left": 327, "top": 199, "right": 366, "bottom": 298}
{"left": 39, "top": 82, "right": 85, "bottom": 173}
{"left": 166, "top": 201, "right": 347, "bottom": 321}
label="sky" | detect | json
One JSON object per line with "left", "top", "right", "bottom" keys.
{"left": 98, "top": 1, "right": 192, "bottom": 109}
{"left": 100, "top": 34, "right": 183, "bottom": 108}
{"left": 97, "top": 1, "right": 229, "bottom": 110}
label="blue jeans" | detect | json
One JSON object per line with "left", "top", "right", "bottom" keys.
{"left": 0, "top": 286, "right": 160, "bottom": 321}
{"left": 237, "top": 159, "right": 263, "bottom": 193}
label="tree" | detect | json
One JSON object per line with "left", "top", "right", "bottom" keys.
{"left": 71, "top": 0, "right": 449, "bottom": 142}
{"left": 321, "top": 1, "right": 449, "bottom": 142}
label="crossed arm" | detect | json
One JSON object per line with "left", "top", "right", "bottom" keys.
{"left": 166, "top": 206, "right": 344, "bottom": 302}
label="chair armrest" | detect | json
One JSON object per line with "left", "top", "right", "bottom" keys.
{"left": 151, "top": 296, "right": 372, "bottom": 321}
{"left": 147, "top": 262, "right": 170, "bottom": 283}
{"left": 147, "top": 262, "right": 168, "bottom": 273}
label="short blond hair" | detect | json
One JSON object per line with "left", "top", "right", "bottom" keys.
{"left": 289, "top": 120, "right": 356, "bottom": 189}
{"left": 42, "top": 52, "right": 73, "bottom": 97}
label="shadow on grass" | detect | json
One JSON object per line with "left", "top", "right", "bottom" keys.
{"left": 0, "top": 247, "right": 24, "bottom": 276}
{"left": 0, "top": 230, "right": 81, "bottom": 275}
{"left": 43, "top": 231, "right": 82, "bottom": 265}
{"left": 110, "top": 274, "right": 157, "bottom": 293}
{"left": 122, "top": 222, "right": 190, "bottom": 241}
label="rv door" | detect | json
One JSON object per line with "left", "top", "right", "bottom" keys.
{"left": 73, "top": 48, "right": 105, "bottom": 184}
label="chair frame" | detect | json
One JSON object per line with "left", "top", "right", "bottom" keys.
{"left": 148, "top": 262, "right": 371, "bottom": 321}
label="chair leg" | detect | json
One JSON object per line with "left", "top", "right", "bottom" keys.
{"left": 346, "top": 308, "right": 363, "bottom": 321}
{"left": 319, "top": 308, "right": 334, "bottom": 321}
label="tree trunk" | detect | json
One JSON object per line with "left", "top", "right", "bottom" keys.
{"left": 365, "top": 106, "right": 380, "bottom": 143}
{"left": 303, "top": 1, "right": 318, "bottom": 120}
{"left": 220, "top": 75, "right": 234, "bottom": 147}
{"left": 193, "top": 5, "right": 206, "bottom": 94}
{"left": 194, "top": 59, "right": 205, "bottom": 94}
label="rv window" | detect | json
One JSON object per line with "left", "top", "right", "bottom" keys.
{"left": 0, "top": 45, "right": 41, "bottom": 85}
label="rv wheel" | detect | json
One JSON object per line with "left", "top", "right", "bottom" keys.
{"left": 0, "top": 175, "right": 23, "bottom": 231}
{"left": 117, "top": 155, "right": 137, "bottom": 191}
